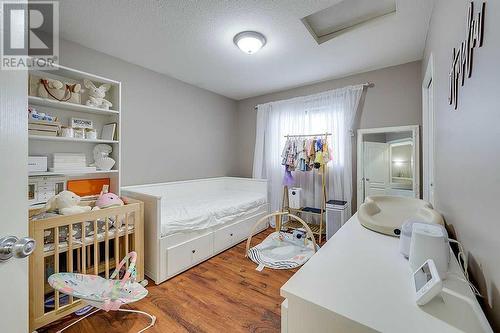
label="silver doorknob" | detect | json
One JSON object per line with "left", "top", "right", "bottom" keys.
{"left": 0, "top": 236, "right": 36, "bottom": 262}
{"left": 13, "top": 237, "right": 36, "bottom": 258}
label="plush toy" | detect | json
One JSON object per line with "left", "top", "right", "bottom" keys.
{"left": 38, "top": 78, "right": 64, "bottom": 98}
{"left": 95, "top": 192, "right": 124, "bottom": 209}
{"left": 84, "top": 79, "right": 112, "bottom": 110}
{"left": 45, "top": 191, "right": 92, "bottom": 215}
{"left": 38, "top": 78, "right": 81, "bottom": 101}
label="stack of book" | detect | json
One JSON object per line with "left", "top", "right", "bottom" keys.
{"left": 49, "top": 153, "right": 96, "bottom": 173}
{"left": 28, "top": 119, "right": 61, "bottom": 137}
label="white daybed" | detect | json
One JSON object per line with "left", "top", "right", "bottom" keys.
{"left": 122, "top": 177, "right": 269, "bottom": 284}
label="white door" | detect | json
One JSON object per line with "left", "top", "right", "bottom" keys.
{"left": 0, "top": 69, "right": 29, "bottom": 332}
{"left": 423, "top": 59, "right": 435, "bottom": 205}
{"left": 363, "top": 142, "right": 389, "bottom": 200}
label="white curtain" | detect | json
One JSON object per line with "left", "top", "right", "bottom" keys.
{"left": 252, "top": 85, "right": 364, "bottom": 219}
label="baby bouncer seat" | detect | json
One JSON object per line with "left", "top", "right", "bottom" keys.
{"left": 48, "top": 252, "right": 156, "bottom": 333}
{"left": 245, "top": 211, "right": 318, "bottom": 270}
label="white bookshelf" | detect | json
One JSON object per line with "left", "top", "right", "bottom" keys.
{"left": 28, "top": 62, "right": 122, "bottom": 199}
{"left": 29, "top": 96, "right": 119, "bottom": 115}
{"left": 29, "top": 170, "right": 119, "bottom": 177}
{"left": 29, "top": 135, "right": 119, "bottom": 144}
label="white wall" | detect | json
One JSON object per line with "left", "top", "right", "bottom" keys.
{"left": 423, "top": 1, "right": 500, "bottom": 330}
{"left": 59, "top": 40, "right": 238, "bottom": 186}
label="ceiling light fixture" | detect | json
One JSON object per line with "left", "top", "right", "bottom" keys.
{"left": 233, "top": 31, "right": 266, "bottom": 54}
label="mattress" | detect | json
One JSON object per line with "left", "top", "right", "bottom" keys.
{"left": 161, "top": 190, "right": 267, "bottom": 236}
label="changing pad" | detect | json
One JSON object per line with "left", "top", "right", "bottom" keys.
{"left": 161, "top": 190, "right": 267, "bottom": 236}
{"left": 358, "top": 195, "right": 444, "bottom": 237}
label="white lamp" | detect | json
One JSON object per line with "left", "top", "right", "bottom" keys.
{"left": 233, "top": 31, "right": 266, "bottom": 54}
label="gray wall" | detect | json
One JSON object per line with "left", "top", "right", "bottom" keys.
{"left": 423, "top": 1, "right": 500, "bottom": 330}
{"left": 235, "top": 61, "right": 422, "bottom": 178}
{"left": 59, "top": 40, "right": 237, "bottom": 186}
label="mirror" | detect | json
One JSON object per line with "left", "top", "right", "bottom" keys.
{"left": 356, "top": 126, "right": 420, "bottom": 209}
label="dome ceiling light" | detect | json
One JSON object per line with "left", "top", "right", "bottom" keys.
{"left": 233, "top": 31, "right": 266, "bottom": 54}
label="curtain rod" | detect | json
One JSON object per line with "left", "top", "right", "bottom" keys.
{"left": 254, "top": 82, "right": 374, "bottom": 110}
{"left": 285, "top": 133, "right": 332, "bottom": 138}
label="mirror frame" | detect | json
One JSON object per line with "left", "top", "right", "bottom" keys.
{"left": 356, "top": 125, "right": 420, "bottom": 210}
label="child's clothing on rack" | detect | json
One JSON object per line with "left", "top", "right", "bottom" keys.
{"left": 281, "top": 136, "right": 332, "bottom": 171}
{"left": 281, "top": 135, "right": 332, "bottom": 185}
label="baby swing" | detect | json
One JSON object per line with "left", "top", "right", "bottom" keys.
{"left": 48, "top": 252, "right": 156, "bottom": 333}
{"left": 245, "top": 211, "right": 318, "bottom": 270}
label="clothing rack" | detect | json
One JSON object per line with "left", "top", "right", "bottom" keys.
{"left": 284, "top": 133, "right": 332, "bottom": 138}
{"left": 281, "top": 133, "right": 330, "bottom": 243}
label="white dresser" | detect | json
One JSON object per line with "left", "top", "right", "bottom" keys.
{"left": 280, "top": 214, "right": 492, "bottom": 333}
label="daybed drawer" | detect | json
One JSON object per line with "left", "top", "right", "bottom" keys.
{"left": 214, "top": 223, "right": 239, "bottom": 253}
{"left": 213, "top": 220, "right": 251, "bottom": 253}
{"left": 167, "top": 232, "right": 213, "bottom": 276}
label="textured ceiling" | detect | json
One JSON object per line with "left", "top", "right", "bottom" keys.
{"left": 58, "top": 0, "right": 434, "bottom": 100}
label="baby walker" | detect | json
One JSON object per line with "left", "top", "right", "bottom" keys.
{"left": 245, "top": 211, "right": 318, "bottom": 270}
{"left": 48, "top": 252, "right": 156, "bottom": 333}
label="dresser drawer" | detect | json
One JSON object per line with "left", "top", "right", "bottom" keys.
{"left": 166, "top": 232, "right": 213, "bottom": 277}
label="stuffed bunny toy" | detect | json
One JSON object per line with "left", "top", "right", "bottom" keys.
{"left": 45, "top": 191, "right": 92, "bottom": 215}
{"left": 84, "top": 79, "right": 113, "bottom": 110}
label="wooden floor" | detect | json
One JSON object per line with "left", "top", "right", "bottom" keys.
{"left": 40, "top": 229, "right": 296, "bottom": 333}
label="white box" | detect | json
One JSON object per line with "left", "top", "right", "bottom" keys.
{"left": 288, "top": 187, "right": 302, "bottom": 209}
{"left": 28, "top": 156, "right": 48, "bottom": 173}
{"left": 52, "top": 153, "right": 87, "bottom": 169}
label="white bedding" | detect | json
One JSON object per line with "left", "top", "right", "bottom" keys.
{"left": 161, "top": 190, "right": 267, "bottom": 236}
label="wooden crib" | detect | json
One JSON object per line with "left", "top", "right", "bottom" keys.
{"left": 28, "top": 198, "right": 144, "bottom": 331}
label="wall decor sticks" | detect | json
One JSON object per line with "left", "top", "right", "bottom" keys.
{"left": 449, "top": 1, "right": 485, "bottom": 110}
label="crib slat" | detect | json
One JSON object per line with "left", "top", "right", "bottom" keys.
{"left": 93, "top": 220, "right": 98, "bottom": 275}
{"left": 54, "top": 227, "right": 60, "bottom": 311}
{"left": 68, "top": 224, "right": 73, "bottom": 272}
{"left": 76, "top": 248, "right": 81, "bottom": 275}
{"left": 68, "top": 224, "right": 73, "bottom": 305}
{"left": 125, "top": 213, "right": 129, "bottom": 269}
{"left": 105, "top": 217, "right": 110, "bottom": 279}
{"left": 114, "top": 215, "right": 120, "bottom": 271}
{"left": 81, "top": 222, "right": 86, "bottom": 275}
{"left": 87, "top": 245, "right": 91, "bottom": 268}
{"left": 32, "top": 227, "right": 45, "bottom": 322}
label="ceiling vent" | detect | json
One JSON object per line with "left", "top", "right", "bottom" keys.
{"left": 302, "top": 0, "right": 397, "bottom": 44}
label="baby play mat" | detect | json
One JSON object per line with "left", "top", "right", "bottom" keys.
{"left": 245, "top": 211, "right": 318, "bottom": 270}
{"left": 248, "top": 231, "right": 316, "bottom": 269}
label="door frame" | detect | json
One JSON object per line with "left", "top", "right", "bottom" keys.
{"left": 422, "top": 55, "right": 435, "bottom": 205}
{"left": 356, "top": 125, "right": 420, "bottom": 210}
